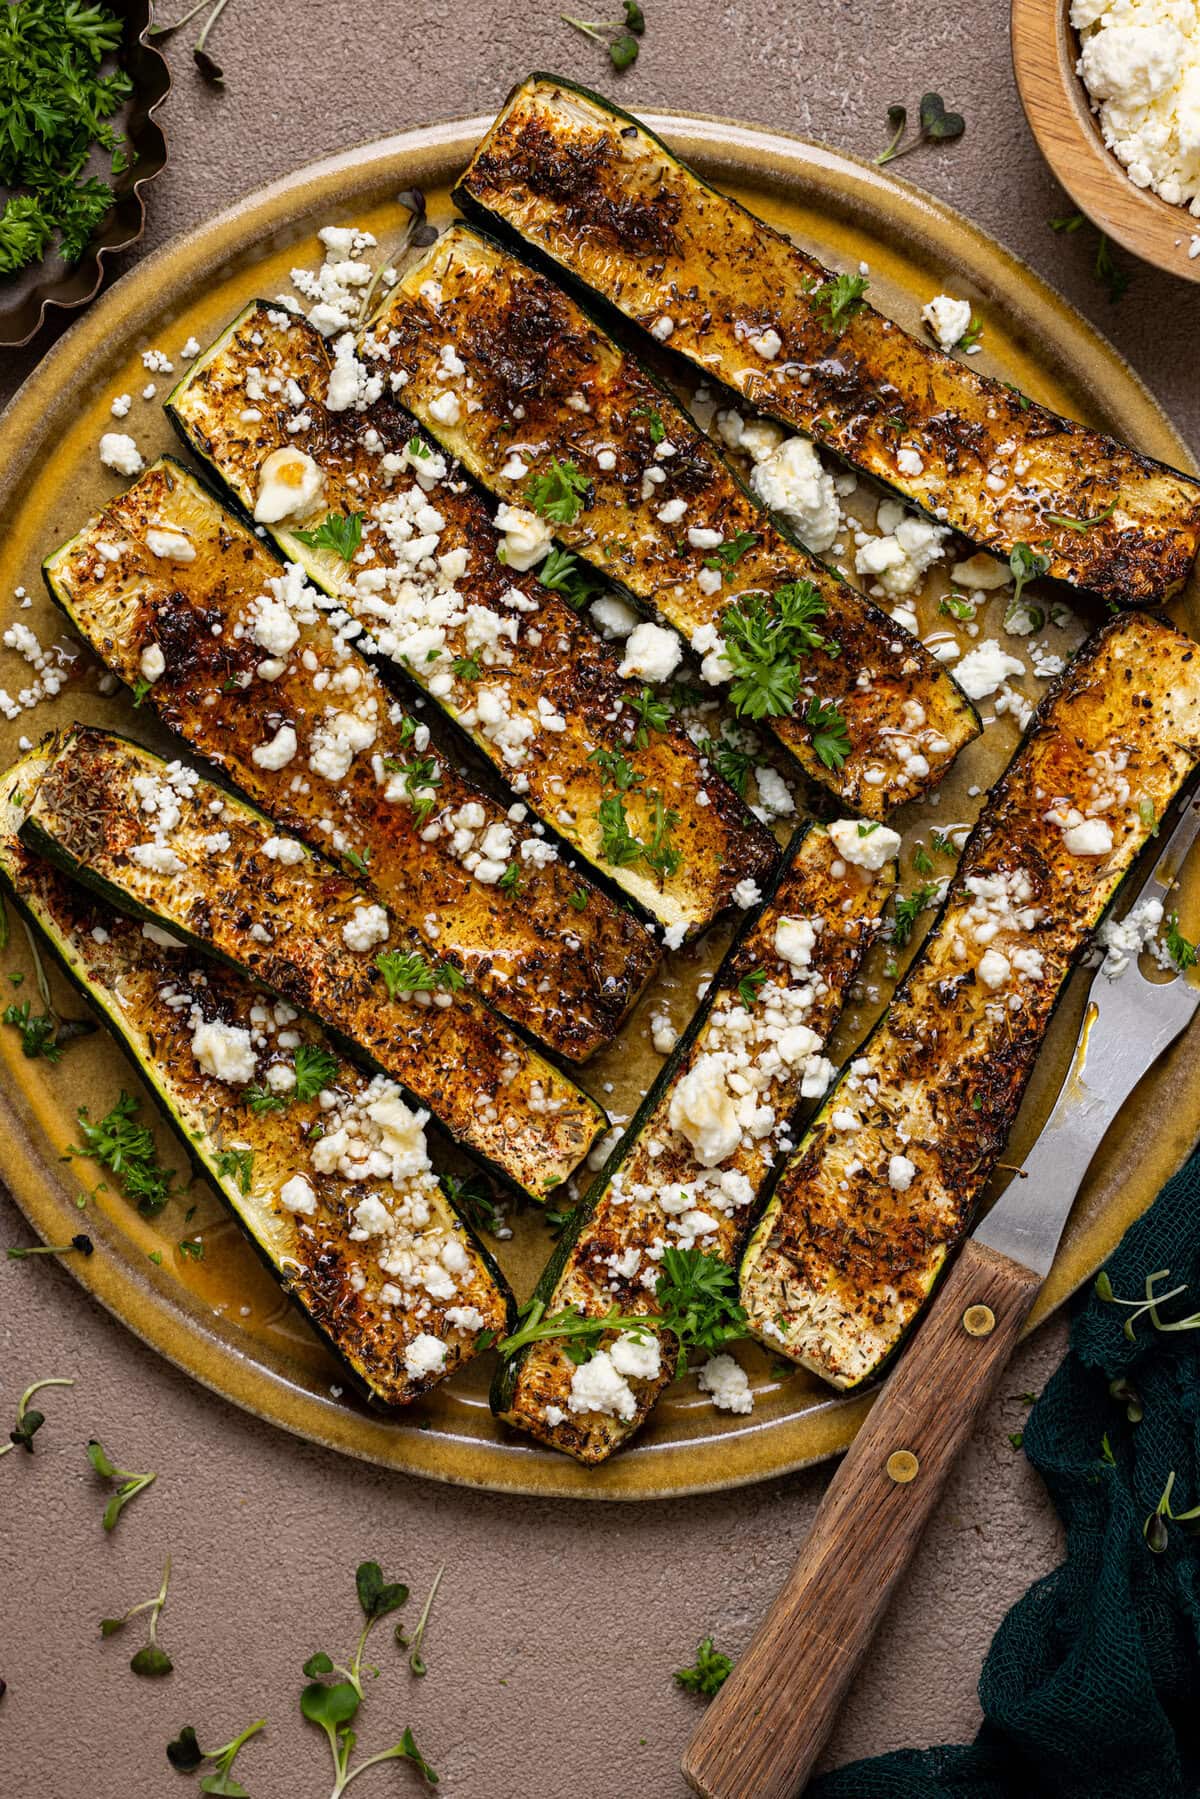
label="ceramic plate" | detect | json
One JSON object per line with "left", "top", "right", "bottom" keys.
{"left": 1, "top": 111, "right": 1198, "bottom": 1499}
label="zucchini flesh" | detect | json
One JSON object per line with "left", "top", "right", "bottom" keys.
{"left": 365, "top": 225, "right": 979, "bottom": 820}
{"left": 166, "top": 302, "right": 776, "bottom": 936}
{"left": 21, "top": 727, "right": 607, "bottom": 1201}
{"left": 492, "top": 823, "right": 893, "bottom": 1463}
{"left": 0, "top": 751, "right": 513, "bottom": 1406}
{"left": 740, "top": 612, "right": 1200, "bottom": 1389}
{"left": 43, "top": 457, "right": 658, "bottom": 1065}
{"left": 456, "top": 76, "right": 1200, "bottom": 607}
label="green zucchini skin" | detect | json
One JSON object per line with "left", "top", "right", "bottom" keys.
{"left": 456, "top": 75, "right": 1200, "bottom": 608}
{"left": 0, "top": 750, "right": 514, "bottom": 1407}
{"left": 364, "top": 221, "right": 979, "bottom": 821}
{"left": 492, "top": 820, "right": 895, "bottom": 1463}
{"left": 19, "top": 726, "right": 608, "bottom": 1202}
{"left": 164, "top": 299, "right": 777, "bottom": 938}
{"left": 42, "top": 454, "right": 659, "bottom": 1065}
{"left": 740, "top": 611, "right": 1200, "bottom": 1390}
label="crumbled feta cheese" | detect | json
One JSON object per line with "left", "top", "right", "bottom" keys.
{"left": 589, "top": 594, "right": 641, "bottom": 638}
{"left": 279, "top": 1174, "right": 317, "bottom": 1215}
{"left": 110, "top": 393, "right": 132, "bottom": 418}
{"left": 668, "top": 1054, "right": 741, "bottom": 1166}
{"left": 252, "top": 723, "right": 298, "bottom": 770}
{"left": 253, "top": 447, "right": 324, "bottom": 523}
{"left": 749, "top": 435, "right": 840, "bottom": 553}
{"left": 888, "top": 1154, "right": 916, "bottom": 1192}
{"left": 978, "top": 948, "right": 1012, "bottom": 989}
{"left": 1062, "top": 816, "right": 1114, "bottom": 857}
{"left": 732, "top": 879, "right": 761, "bottom": 910}
{"left": 145, "top": 526, "right": 195, "bottom": 563}
{"left": 774, "top": 916, "right": 817, "bottom": 969}
{"left": 1098, "top": 896, "right": 1165, "bottom": 975}
{"left": 404, "top": 1333, "right": 448, "bottom": 1378}
{"left": 98, "top": 432, "right": 143, "bottom": 476}
{"left": 827, "top": 819, "right": 902, "bottom": 871}
{"left": 139, "top": 643, "right": 165, "bottom": 682}
{"left": 191, "top": 1017, "right": 257, "bottom": 1084}
{"left": 567, "top": 1348, "right": 637, "bottom": 1419}
{"left": 698, "top": 1353, "right": 753, "bottom": 1414}
{"left": 855, "top": 504, "right": 949, "bottom": 596}
{"left": 954, "top": 639, "right": 1026, "bottom": 700}
{"left": 618, "top": 620, "right": 683, "bottom": 683}
{"left": 921, "top": 293, "right": 973, "bottom": 352}
{"left": 1073, "top": 0, "right": 1200, "bottom": 215}
{"left": 609, "top": 1330, "right": 661, "bottom": 1380}
{"left": 341, "top": 904, "right": 390, "bottom": 952}
{"left": 493, "top": 502, "right": 552, "bottom": 571}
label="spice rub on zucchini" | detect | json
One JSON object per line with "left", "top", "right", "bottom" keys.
{"left": 741, "top": 612, "right": 1200, "bottom": 1390}
{"left": 44, "top": 458, "right": 657, "bottom": 1065}
{"left": 21, "top": 727, "right": 607, "bottom": 1200}
{"left": 366, "top": 225, "right": 979, "bottom": 819}
{"left": 167, "top": 302, "right": 776, "bottom": 940}
{"left": 457, "top": 76, "right": 1200, "bottom": 607}
{"left": 492, "top": 821, "right": 894, "bottom": 1463}
{"left": 0, "top": 751, "right": 512, "bottom": 1406}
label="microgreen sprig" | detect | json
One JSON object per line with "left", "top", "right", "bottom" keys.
{"left": 562, "top": 1, "right": 644, "bottom": 71}
{"left": 395, "top": 1563, "right": 444, "bottom": 1677}
{"left": 876, "top": 93, "right": 966, "bottom": 165}
{"left": 1144, "top": 1469, "right": 1200, "bottom": 1555}
{"left": 167, "top": 1718, "right": 266, "bottom": 1795}
{"left": 102, "top": 1554, "right": 173, "bottom": 1677}
{"left": 674, "top": 1636, "right": 733, "bottom": 1697}
{"left": 1094, "top": 1266, "right": 1200, "bottom": 1340}
{"left": 0, "top": 1375, "right": 74, "bottom": 1456}
{"left": 1009, "top": 542, "right": 1051, "bottom": 609}
{"left": 7, "top": 1232, "right": 93, "bottom": 1259}
{"left": 87, "top": 1436, "right": 157, "bottom": 1531}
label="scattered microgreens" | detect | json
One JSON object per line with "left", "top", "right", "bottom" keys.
{"left": 101, "top": 1555, "right": 173, "bottom": 1677}
{"left": 930, "top": 830, "right": 956, "bottom": 857}
{"left": 590, "top": 745, "right": 642, "bottom": 793}
{"left": 722, "top": 582, "right": 833, "bottom": 720}
{"left": 497, "top": 1246, "right": 746, "bottom": 1377}
{"left": 87, "top": 1436, "right": 157, "bottom": 1531}
{"left": 535, "top": 546, "right": 605, "bottom": 609}
{"left": 498, "top": 862, "right": 522, "bottom": 897}
{"left": 696, "top": 728, "right": 756, "bottom": 798}
{"left": 1094, "top": 1267, "right": 1200, "bottom": 1340}
{"left": 630, "top": 400, "right": 666, "bottom": 444}
{"left": 293, "top": 512, "right": 364, "bottom": 560}
{"left": 629, "top": 686, "right": 673, "bottom": 745}
{"left": 1164, "top": 914, "right": 1197, "bottom": 973}
{"left": 300, "top": 1561, "right": 438, "bottom": 1793}
{"left": 567, "top": 888, "right": 590, "bottom": 911}
{"left": 891, "top": 881, "right": 940, "bottom": 950}
{"left": 674, "top": 1637, "right": 733, "bottom": 1698}
{"left": 1009, "top": 542, "right": 1051, "bottom": 609}
{"left": 382, "top": 754, "right": 442, "bottom": 827}
{"left": 1109, "top": 1375, "right": 1143, "bottom": 1424}
{"left": 395, "top": 1563, "right": 444, "bottom": 1677}
{"left": 1004, "top": 595, "right": 1044, "bottom": 634}
{"left": 543, "top": 1203, "right": 577, "bottom": 1239}
{"left": 958, "top": 316, "right": 984, "bottom": 351}
{"left": 940, "top": 592, "right": 976, "bottom": 623}
{"left": 148, "top": 0, "right": 233, "bottom": 82}
{"left": 1049, "top": 212, "right": 1131, "bottom": 303}
{"left": 343, "top": 845, "right": 371, "bottom": 878}
{"left": 1043, "top": 499, "right": 1117, "bottom": 534}
{"left": 0, "top": 1375, "right": 74, "bottom": 1456}
{"left": 703, "top": 530, "right": 758, "bottom": 579}
{"left": 7, "top": 1232, "right": 93, "bottom": 1259}
{"left": 808, "top": 272, "right": 870, "bottom": 333}
{"left": 912, "top": 845, "right": 934, "bottom": 876}
{"left": 737, "top": 968, "right": 767, "bottom": 1008}
{"left": 803, "top": 695, "right": 851, "bottom": 771}
{"left": 167, "top": 1718, "right": 265, "bottom": 1795}
{"left": 0, "top": 0, "right": 134, "bottom": 273}
{"left": 1144, "top": 1469, "right": 1200, "bottom": 1554}
{"left": 442, "top": 1173, "right": 508, "bottom": 1239}
{"left": 2, "top": 924, "right": 96, "bottom": 1060}
{"left": 375, "top": 950, "right": 464, "bottom": 999}
{"left": 562, "top": 1, "right": 644, "bottom": 71}
{"left": 597, "top": 793, "right": 644, "bottom": 869}
{"left": 215, "top": 1145, "right": 255, "bottom": 1196}
{"left": 596, "top": 790, "right": 680, "bottom": 883}
{"left": 875, "top": 92, "right": 966, "bottom": 165}
{"left": 525, "top": 458, "right": 590, "bottom": 525}
{"left": 67, "top": 1091, "right": 176, "bottom": 1216}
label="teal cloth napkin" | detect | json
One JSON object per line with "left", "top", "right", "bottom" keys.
{"left": 809, "top": 1147, "right": 1200, "bottom": 1799}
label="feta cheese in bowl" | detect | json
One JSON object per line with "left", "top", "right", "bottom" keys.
{"left": 1072, "top": 0, "right": 1200, "bottom": 215}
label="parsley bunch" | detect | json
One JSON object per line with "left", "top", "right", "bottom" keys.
{"left": 722, "top": 582, "right": 834, "bottom": 721}
{"left": 0, "top": 0, "right": 134, "bottom": 274}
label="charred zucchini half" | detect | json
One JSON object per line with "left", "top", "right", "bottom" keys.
{"left": 741, "top": 612, "right": 1200, "bottom": 1389}
{"left": 43, "top": 457, "right": 659, "bottom": 1065}
{"left": 493, "top": 820, "right": 894, "bottom": 1463}
{"left": 20, "top": 726, "right": 607, "bottom": 1201}
{"left": 0, "top": 750, "right": 513, "bottom": 1406}
{"left": 457, "top": 75, "right": 1200, "bottom": 607}
{"left": 166, "top": 301, "right": 776, "bottom": 938}
{"left": 365, "top": 224, "right": 979, "bottom": 819}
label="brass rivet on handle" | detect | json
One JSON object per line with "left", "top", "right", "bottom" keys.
{"left": 962, "top": 1303, "right": 996, "bottom": 1337}
{"left": 886, "top": 1449, "right": 919, "bottom": 1484}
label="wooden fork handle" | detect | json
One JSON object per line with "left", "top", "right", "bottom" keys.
{"left": 682, "top": 1237, "right": 1042, "bottom": 1799}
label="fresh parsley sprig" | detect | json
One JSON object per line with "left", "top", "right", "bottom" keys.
{"left": 808, "top": 272, "right": 870, "bottom": 333}
{"left": 722, "top": 582, "right": 833, "bottom": 721}
{"left": 375, "top": 949, "right": 465, "bottom": 999}
{"left": 525, "top": 458, "right": 591, "bottom": 526}
{"left": 87, "top": 1436, "right": 157, "bottom": 1531}
{"left": 67, "top": 1091, "right": 176, "bottom": 1217}
{"left": 167, "top": 1719, "right": 266, "bottom": 1795}
{"left": 674, "top": 1636, "right": 733, "bottom": 1697}
{"left": 293, "top": 512, "right": 364, "bottom": 560}
{"left": 891, "top": 881, "right": 940, "bottom": 949}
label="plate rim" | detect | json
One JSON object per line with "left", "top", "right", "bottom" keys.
{"left": 0, "top": 107, "right": 1192, "bottom": 1502}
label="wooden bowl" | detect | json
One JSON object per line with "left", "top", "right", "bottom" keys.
{"left": 1012, "top": 0, "right": 1200, "bottom": 284}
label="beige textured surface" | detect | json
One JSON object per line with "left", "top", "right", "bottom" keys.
{"left": 1, "top": 3, "right": 1197, "bottom": 1794}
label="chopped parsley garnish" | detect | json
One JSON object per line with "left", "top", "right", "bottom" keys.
{"left": 382, "top": 754, "right": 441, "bottom": 826}
{"left": 0, "top": 0, "right": 133, "bottom": 274}
{"left": 643, "top": 793, "right": 681, "bottom": 881}
{"left": 294, "top": 1043, "right": 339, "bottom": 1101}
{"left": 959, "top": 315, "right": 984, "bottom": 351}
{"left": 67, "top": 1091, "right": 175, "bottom": 1217}
{"left": 737, "top": 968, "right": 767, "bottom": 1008}
{"left": 723, "top": 581, "right": 832, "bottom": 720}
{"left": 803, "top": 695, "right": 851, "bottom": 771}
{"left": 809, "top": 272, "right": 870, "bottom": 333}
{"left": 443, "top": 1172, "right": 508, "bottom": 1237}
{"left": 891, "top": 882, "right": 940, "bottom": 949}
{"left": 930, "top": 830, "right": 956, "bottom": 856}
{"left": 674, "top": 1637, "right": 733, "bottom": 1698}
{"left": 293, "top": 512, "right": 364, "bottom": 560}
{"left": 629, "top": 685, "right": 673, "bottom": 745}
{"left": 1164, "top": 913, "right": 1197, "bottom": 973}
{"left": 343, "top": 844, "right": 371, "bottom": 877}
{"left": 940, "top": 592, "right": 976, "bottom": 623}
{"left": 451, "top": 655, "right": 481, "bottom": 682}
{"left": 597, "top": 791, "right": 679, "bottom": 884}
{"left": 590, "top": 745, "right": 642, "bottom": 793}
{"left": 631, "top": 401, "right": 666, "bottom": 444}
{"left": 214, "top": 1146, "right": 254, "bottom": 1194}
{"left": 498, "top": 862, "right": 522, "bottom": 896}
{"left": 535, "top": 546, "right": 605, "bottom": 609}
{"left": 597, "top": 793, "right": 644, "bottom": 869}
{"left": 2, "top": 998, "right": 95, "bottom": 1063}
{"left": 567, "top": 887, "right": 590, "bottom": 911}
{"left": 702, "top": 530, "right": 758, "bottom": 578}
{"left": 526, "top": 458, "right": 590, "bottom": 525}
{"left": 912, "top": 844, "right": 934, "bottom": 876}
{"left": 375, "top": 949, "right": 464, "bottom": 998}
{"left": 696, "top": 728, "right": 756, "bottom": 798}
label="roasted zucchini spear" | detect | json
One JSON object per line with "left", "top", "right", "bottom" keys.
{"left": 20, "top": 727, "right": 607, "bottom": 1201}
{"left": 0, "top": 750, "right": 513, "bottom": 1405}
{"left": 457, "top": 75, "right": 1200, "bottom": 607}
{"left": 741, "top": 612, "right": 1200, "bottom": 1389}
{"left": 44, "top": 457, "right": 658, "bottom": 1065}
{"left": 166, "top": 301, "right": 776, "bottom": 938}
{"left": 365, "top": 224, "right": 979, "bottom": 818}
{"left": 493, "top": 821, "right": 894, "bottom": 1462}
